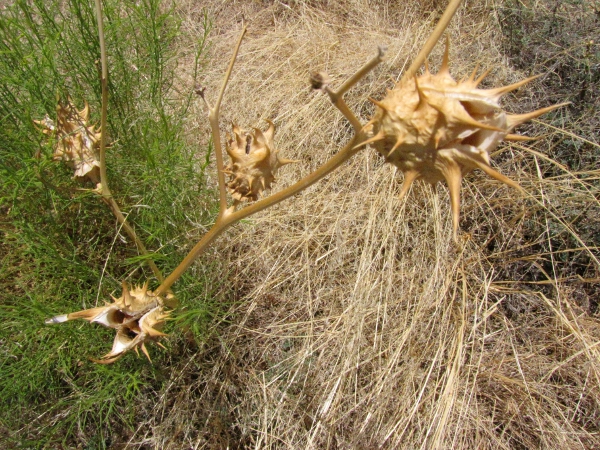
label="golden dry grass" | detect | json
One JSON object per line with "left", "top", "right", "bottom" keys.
{"left": 128, "top": 1, "right": 600, "bottom": 448}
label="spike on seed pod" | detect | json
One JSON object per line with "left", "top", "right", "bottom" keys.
{"left": 34, "top": 96, "right": 102, "bottom": 185}
{"left": 224, "top": 120, "right": 297, "bottom": 202}
{"left": 365, "top": 39, "right": 568, "bottom": 236}
{"left": 45, "top": 281, "right": 174, "bottom": 363}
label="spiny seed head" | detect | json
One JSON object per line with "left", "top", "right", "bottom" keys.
{"left": 365, "top": 39, "right": 567, "bottom": 236}
{"left": 225, "top": 120, "right": 296, "bottom": 202}
{"left": 34, "top": 97, "right": 102, "bottom": 184}
{"left": 45, "top": 281, "right": 175, "bottom": 364}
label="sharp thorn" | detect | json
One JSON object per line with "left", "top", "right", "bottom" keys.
{"left": 440, "top": 35, "right": 450, "bottom": 74}
{"left": 352, "top": 131, "right": 385, "bottom": 150}
{"left": 141, "top": 343, "right": 152, "bottom": 362}
{"left": 398, "top": 170, "right": 419, "bottom": 201}
{"left": 473, "top": 67, "right": 492, "bottom": 86}
{"left": 368, "top": 97, "right": 388, "bottom": 111}
{"left": 507, "top": 102, "right": 570, "bottom": 129}
{"left": 472, "top": 160, "right": 524, "bottom": 193}
{"left": 464, "top": 63, "right": 480, "bottom": 83}
{"left": 414, "top": 76, "right": 427, "bottom": 109}
{"left": 359, "top": 118, "right": 377, "bottom": 134}
{"left": 485, "top": 74, "right": 542, "bottom": 97}
{"left": 387, "top": 135, "right": 404, "bottom": 157}
{"left": 442, "top": 162, "right": 462, "bottom": 239}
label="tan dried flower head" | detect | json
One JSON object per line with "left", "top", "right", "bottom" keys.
{"left": 46, "top": 281, "right": 175, "bottom": 364}
{"left": 224, "top": 120, "right": 296, "bottom": 202}
{"left": 366, "top": 41, "right": 567, "bottom": 235}
{"left": 34, "top": 98, "right": 102, "bottom": 183}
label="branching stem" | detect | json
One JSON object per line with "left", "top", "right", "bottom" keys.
{"left": 158, "top": 0, "right": 462, "bottom": 295}
{"left": 325, "top": 46, "right": 386, "bottom": 133}
{"left": 203, "top": 27, "right": 247, "bottom": 219}
{"left": 156, "top": 43, "right": 386, "bottom": 295}
{"left": 156, "top": 133, "right": 362, "bottom": 295}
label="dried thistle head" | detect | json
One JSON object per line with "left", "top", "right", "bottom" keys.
{"left": 365, "top": 40, "right": 567, "bottom": 235}
{"left": 34, "top": 97, "right": 102, "bottom": 184}
{"left": 46, "top": 281, "right": 175, "bottom": 363}
{"left": 224, "top": 120, "right": 296, "bottom": 202}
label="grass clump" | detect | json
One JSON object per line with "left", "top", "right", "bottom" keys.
{"left": 0, "top": 0, "right": 217, "bottom": 447}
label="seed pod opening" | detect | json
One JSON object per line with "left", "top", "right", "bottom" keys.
{"left": 34, "top": 97, "right": 102, "bottom": 184}
{"left": 45, "top": 281, "right": 175, "bottom": 364}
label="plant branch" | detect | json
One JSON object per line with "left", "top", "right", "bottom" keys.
{"left": 400, "top": 0, "right": 463, "bottom": 83}
{"left": 156, "top": 47, "right": 387, "bottom": 295}
{"left": 156, "top": 133, "right": 362, "bottom": 296}
{"left": 94, "top": 0, "right": 163, "bottom": 282}
{"left": 202, "top": 26, "right": 247, "bottom": 218}
{"left": 325, "top": 46, "right": 387, "bottom": 133}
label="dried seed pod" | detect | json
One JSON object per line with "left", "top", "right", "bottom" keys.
{"left": 34, "top": 97, "right": 102, "bottom": 184}
{"left": 364, "top": 40, "right": 567, "bottom": 235}
{"left": 224, "top": 120, "right": 296, "bottom": 202}
{"left": 45, "top": 281, "right": 175, "bottom": 363}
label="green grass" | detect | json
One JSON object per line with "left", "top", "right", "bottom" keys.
{"left": 0, "top": 0, "right": 219, "bottom": 447}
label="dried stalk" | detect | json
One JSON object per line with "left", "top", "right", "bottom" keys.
{"left": 94, "top": 0, "right": 163, "bottom": 282}
{"left": 49, "top": 0, "right": 469, "bottom": 363}
{"left": 155, "top": 43, "right": 386, "bottom": 295}
{"left": 156, "top": 1, "right": 466, "bottom": 294}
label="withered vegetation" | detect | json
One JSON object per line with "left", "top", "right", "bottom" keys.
{"left": 126, "top": 0, "right": 599, "bottom": 448}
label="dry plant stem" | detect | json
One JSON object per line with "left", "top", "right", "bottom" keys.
{"left": 203, "top": 27, "right": 247, "bottom": 218}
{"left": 156, "top": 134, "right": 362, "bottom": 296}
{"left": 155, "top": 48, "right": 388, "bottom": 296}
{"left": 400, "top": 0, "right": 463, "bottom": 83}
{"left": 326, "top": 47, "right": 387, "bottom": 132}
{"left": 157, "top": 0, "right": 464, "bottom": 295}
{"left": 94, "top": 0, "right": 163, "bottom": 282}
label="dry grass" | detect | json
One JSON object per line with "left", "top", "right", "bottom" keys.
{"left": 127, "top": 1, "right": 599, "bottom": 448}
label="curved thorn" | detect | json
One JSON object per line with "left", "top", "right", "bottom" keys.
{"left": 442, "top": 161, "right": 462, "bottom": 239}
{"left": 485, "top": 74, "right": 541, "bottom": 97}
{"left": 368, "top": 97, "right": 388, "bottom": 111}
{"left": 414, "top": 76, "right": 427, "bottom": 108}
{"left": 472, "top": 160, "right": 523, "bottom": 192}
{"left": 387, "top": 135, "right": 405, "bottom": 158}
{"left": 360, "top": 118, "right": 378, "bottom": 134}
{"left": 264, "top": 119, "right": 275, "bottom": 141}
{"left": 473, "top": 67, "right": 492, "bottom": 86}
{"left": 463, "top": 63, "right": 480, "bottom": 83}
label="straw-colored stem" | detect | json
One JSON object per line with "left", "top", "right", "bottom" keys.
{"left": 156, "top": 134, "right": 363, "bottom": 295}
{"left": 205, "top": 27, "right": 247, "bottom": 219}
{"left": 326, "top": 47, "right": 386, "bottom": 132}
{"left": 400, "top": 0, "right": 463, "bottom": 83}
{"left": 94, "top": 0, "right": 163, "bottom": 282}
{"left": 156, "top": 44, "right": 387, "bottom": 295}
{"left": 94, "top": 0, "right": 109, "bottom": 193}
